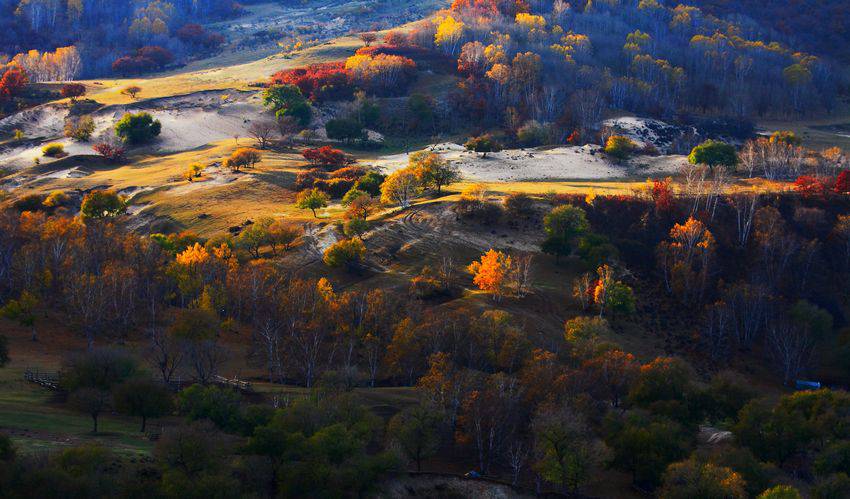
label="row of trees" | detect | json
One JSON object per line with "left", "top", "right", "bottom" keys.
{"left": 0, "top": 0, "right": 234, "bottom": 78}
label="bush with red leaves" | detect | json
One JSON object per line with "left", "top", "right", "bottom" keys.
{"left": 835, "top": 170, "right": 850, "bottom": 195}
{"left": 652, "top": 178, "right": 674, "bottom": 213}
{"left": 176, "top": 24, "right": 225, "bottom": 50}
{"left": 301, "top": 146, "right": 355, "bottom": 169}
{"left": 793, "top": 175, "right": 829, "bottom": 198}
{"left": 271, "top": 62, "right": 353, "bottom": 103}
{"left": 60, "top": 83, "right": 86, "bottom": 101}
{"left": 112, "top": 46, "right": 175, "bottom": 76}
{"left": 0, "top": 67, "right": 28, "bottom": 102}
{"left": 295, "top": 168, "right": 326, "bottom": 190}
{"left": 93, "top": 143, "right": 126, "bottom": 162}
{"left": 383, "top": 31, "right": 409, "bottom": 47}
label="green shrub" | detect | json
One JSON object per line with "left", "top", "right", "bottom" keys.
{"left": 42, "top": 143, "right": 66, "bottom": 157}
{"left": 115, "top": 112, "right": 162, "bottom": 145}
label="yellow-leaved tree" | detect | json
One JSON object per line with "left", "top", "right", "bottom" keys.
{"left": 434, "top": 15, "right": 465, "bottom": 55}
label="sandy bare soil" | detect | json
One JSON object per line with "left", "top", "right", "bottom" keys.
{"left": 372, "top": 142, "right": 687, "bottom": 182}
{"left": 0, "top": 91, "right": 263, "bottom": 169}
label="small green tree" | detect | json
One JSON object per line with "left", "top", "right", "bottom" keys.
{"left": 387, "top": 404, "right": 442, "bottom": 471}
{"left": 115, "top": 112, "right": 162, "bottom": 145}
{"left": 323, "top": 238, "right": 366, "bottom": 271}
{"left": 69, "top": 387, "right": 111, "bottom": 433}
{"left": 262, "top": 84, "right": 311, "bottom": 126}
{"left": 541, "top": 205, "right": 590, "bottom": 262}
{"left": 80, "top": 190, "right": 126, "bottom": 220}
{"left": 236, "top": 218, "right": 272, "bottom": 258}
{"left": 564, "top": 316, "right": 611, "bottom": 358}
{"left": 177, "top": 384, "right": 242, "bottom": 432}
{"left": 1, "top": 291, "right": 38, "bottom": 341}
{"left": 465, "top": 134, "right": 501, "bottom": 158}
{"left": 296, "top": 188, "right": 329, "bottom": 218}
{"left": 688, "top": 140, "right": 738, "bottom": 170}
{"left": 326, "top": 118, "right": 366, "bottom": 143}
{"left": 343, "top": 218, "right": 370, "bottom": 239}
{"left": 604, "top": 135, "right": 638, "bottom": 162}
{"left": 533, "top": 403, "right": 610, "bottom": 495}
{"left": 354, "top": 171, "right": 386, "bottom": 197}
{"left": 113, "top": 377, "right": 173, "bottom": 432}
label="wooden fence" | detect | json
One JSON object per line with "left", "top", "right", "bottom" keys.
{"left": 23, "top": 368, "right": 60, "bottom": 390}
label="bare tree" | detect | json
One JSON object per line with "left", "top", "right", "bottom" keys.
{"left": 702, "top": 302, "right": 731, "bottom": 362}
{"left": 723, "top": 282, "right": 769, "bottom": 349}
{"left": 767, "top": 321, "right": 813, "bottom": 385}
{"left": 360, "top": 32, "right": 377, "bottom": 47}
{"left": 510, "top": 252, "right": 534, "bottom": 297}
{"left": 505, "top": 438, "right": 530, "bottom": 486}
{"left": 729, "top": 192, "right": 760, "bottom": 247}
{"left": 248, "top": 120, "right": 277, "bottom": 149}
{"left": 148, "top": 326, "right": 185, "bottom": 384}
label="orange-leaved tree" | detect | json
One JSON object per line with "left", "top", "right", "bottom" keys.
{"left": 468, "top": 249, "right": 512, "bottom": 300}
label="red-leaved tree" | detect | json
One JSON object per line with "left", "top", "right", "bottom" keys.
{"left": 301, "top": 146, "right": 355, "bottom": 169}
{"left": 0, "top": 67, "right": 29, "bottom": 102}
{"left": 271, "top": 62, "right": 353, "bottom": 103}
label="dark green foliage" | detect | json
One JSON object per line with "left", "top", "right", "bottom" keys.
{"left": 606, "top": 411, "right": 693, "bottom": 487}
{"left": 541, "top": 204, "right": 590, "bottom": 262}
{"left": 387, "top": 404, "right": 442, "bottom": 471}
{"left": 60, "top": 347, "right": 139, "bottom": 392}
{"left": 813, "top": 473, "right": 850, "bottom": 499}
{"left": 735, "top": 390, "right": 850, "bottom": 465}
{"left": 177, "top": 384, "right": 243, "bottom": 433}
{"left": 113, "top": 377, "right": 173, "bottom": 432}
{"left": 0, "top": 433, "right": 14, "bottom": 461}
{"left": 577, "top": 233, "right": 618, "bottom": 267}
{"left": 814, "top": 441, "right": 850, "bottom": 477}
{"left": 80, "top": 190, "right": 126, "bottom": 220}
{"left": 245, "top": 395, "right": 397, "bottom": 498}
{"left": 0, "top": 335, "right": 8, "bottom": 367}
{"left": 115, "top": 112, "right": 162, "bottom": 145}
{"left": 697, "top": 446, "right": 779, "bottom": 497}
{"left": 629, "top": 357, "right": 699, "bottom": 426}
{"left": 262, "top": 85, "right": 311, "bottom": 126}
{"left": 353, "top": 171, "right": 386, "bottom": 197}
{"left": 700, "top": 372, "right": 758, "bottom": 422}
{"left": 325, "top": 117, "right": 366, "bottom": 143}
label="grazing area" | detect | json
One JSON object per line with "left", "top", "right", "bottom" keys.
{"left": 1, "top": 1, "right": 850, "bottom": 498}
